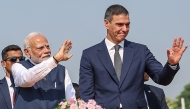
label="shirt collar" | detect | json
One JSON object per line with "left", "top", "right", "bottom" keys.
{"left": 5, "top": 76, "right": 12, "bottom": 87}
{"left": 28, "top": 58, "right": 37, "bottom": 65}
{"left": 105, "top": 38, "right": 124, "bottom": 50}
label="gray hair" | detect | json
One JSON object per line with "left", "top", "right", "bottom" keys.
{"left": 23, "top": 32, "right": 44, "bottom": 48}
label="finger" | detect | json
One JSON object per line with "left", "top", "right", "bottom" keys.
{"left": 67, "top": 54, "right": 73, "bottom": 60}
{"left": 179, "top": 38, "right": 184, "bottom": 49}
{"left": 65, "top": 40, "right": 72, "bottom": 46}
{"left": 176, "top": 37, "right": 181, "bottom": 47}
{"left": 59, "top": 41, "right": 66, "bottom": 52}
{"left": 61, "top": 40, "right": 68, "bottom": 49}
{"left": 181, "top": 45, "right": 188, "bottom": 53}
{"left": 64, "top": 40, "right": 69, "bottom": 46}
{"left": 65, "top": 44, "right": 72, "bottom": 51}
{"left": 175, "top": 38, "right": 180, "bottom": 47}
{"left": 68, "top": 46, "right": 72, "bottom": 51}
{"left": 64, "top": 40, "right": 69, "bottom": 45}
{"left": 64, "top": 40, "right": 72, "bottom": 50}
{"left": 172, "top": 38, "right": 177, "bottom": 48}
{"left": 69, "top": 40, "right": 72, "bottom": 45}
{"left": 64, "top": 46, "right": 72, "bottom": 53}
{"left": 167, "top": 49, "right": 170, "bottom": 56}
{"left": 64, "top": 40, "right": 71, "bottom": 47}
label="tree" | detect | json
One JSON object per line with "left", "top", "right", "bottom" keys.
{"left": 173, "top": 83, "right": 190, "bottom": 109}
{"left": 166, "top": 97, "right": 176, "bottom": 109}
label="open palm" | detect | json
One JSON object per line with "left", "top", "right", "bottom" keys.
{"left": 54, "top": 40, "right": 73, "bottom": 63}
{"left": 167, "top": 37, "right": 188, "bottom": 65}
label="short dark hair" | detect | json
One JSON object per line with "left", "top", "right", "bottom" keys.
{"left": 72, "top": 83, "right": 80, "bottom": 99}
{"left": 1, "top": 45, "right": 22, "bottom": 60}
{"left": 104, "top": 4, "right": 129, "bottom": 22}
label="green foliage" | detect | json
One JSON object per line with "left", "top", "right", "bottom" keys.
{"left": 54, "top": 105, "right": 61, "bottom": 109}
{"left": 171, "top": 83, "right": 190, "bottom": 109}
{"left": 54, "top": 99, "right": 69, "bottom": 109}
{"left": 166, "top": 97, "right": 176, "bottom": 109}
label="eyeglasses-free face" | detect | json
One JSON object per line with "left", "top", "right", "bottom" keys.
{"left": 4, "top": 56, "right": 25, "bottom": 63}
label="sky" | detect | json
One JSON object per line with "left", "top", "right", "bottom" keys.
{"left": 0, "top": 1, "right": 189, "bottom": 99}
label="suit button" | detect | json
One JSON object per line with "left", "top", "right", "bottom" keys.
{"left": 119, "top": 91, "right": 122, "bottom": 94}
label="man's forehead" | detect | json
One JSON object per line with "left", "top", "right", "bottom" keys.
{"left": 30, "top": 35, "right": 47, "bottom": 42}
{"left": 112, "top": 14, "right": 130, "bottom": 21}
{"left": 30, "top": 36, "right": 49, "bottom": 47}
{"left": 6, "top": 50, "right": 22, "bottom": 56}
{"left": 35, "top": 43, "right": 49, "bottom": 47}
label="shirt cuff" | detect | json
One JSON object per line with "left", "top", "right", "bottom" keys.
{"left": 168, "top": 63, "right": 177, "bottom": 70}
{"left": 46, "top": 57, "right": 58, "bottom": 68}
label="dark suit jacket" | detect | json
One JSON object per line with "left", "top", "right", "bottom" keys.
{"left": 79, "top": 39, "right": 179, "bottom": 109}
{"left": 0, "top": 77, "right": 12, "bottom": 109}
{"left": 144, "top": 84, "right": 169, "bottom": 109}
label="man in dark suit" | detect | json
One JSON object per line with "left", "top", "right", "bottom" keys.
{"left": 0, "top": 45, "right": 24, "bottom": 109}
{"left": 11, "top": 32, "right": 75, "bottom": 109}
{"left": 79, "top": 4, "right": 188, "bottom": 109}
{"left": 144, "top": 72, "right": 169, "bottom": 109}
{"left": 72, "top": 83, "right": 80, "bottom": 100}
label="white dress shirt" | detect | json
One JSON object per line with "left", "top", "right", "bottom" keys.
{"left": 144, "top": 91, "right": 149, "bottom": 109}
{"left": 105, "top": 38, "right": 124, "bottom": 108}
{"left": 11, "top": 57, "right": 75, "bottom": 101}
{"left": 5, "top": 76, "right": 14, "bottom": 108}
{"left": 105, "top": 38, "right": 124, "bottom": 65}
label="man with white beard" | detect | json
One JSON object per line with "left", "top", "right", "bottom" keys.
{"left": 11, "top": 32, "right": 75, "bottom": 109}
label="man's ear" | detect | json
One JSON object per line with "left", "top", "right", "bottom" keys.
{"left": 24, "top": 48, "right": 30, "bottom": 58}
{"left": 104, "top": 19, "right": 110, "bottom": 30}
{"left": 1, "top": 60, "right": 6, "bottom": 68}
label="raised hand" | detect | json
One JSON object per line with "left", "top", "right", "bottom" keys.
{"left": 54, "top": 40, "right": 73, "bottom": 63}
{"left": 167, "top": 37, "right": 188, "bottom": 65}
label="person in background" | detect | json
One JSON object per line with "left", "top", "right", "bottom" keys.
{"left": 144, "top": 72, "right": 169, "bottom": 109}
{"left": 11, "top": 32, "right": 75, "bottom": 109}
{"left": 72, "top": 83, "right": 80, "bottom": 100}
{"left": 79, "top": 4, "right": 188, "bottom": 109}
{"left": 0, "top": 45, "right": 25, "bottom": 109}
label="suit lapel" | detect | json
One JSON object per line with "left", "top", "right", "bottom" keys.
{"left": 97, "top": 40, "right": 119, "bottom": 85}
{"left": 0, "top": 78, "right": 12, "bottom": 109}
{"left": 119, "top": 40, "right": 134, "bottom": 87}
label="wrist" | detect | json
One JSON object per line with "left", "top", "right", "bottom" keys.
{"left": 53, "top": 56, "right": 59, "bottom": 64}
{"left": 167, "top": 62, "right": 178, "bottom": 66}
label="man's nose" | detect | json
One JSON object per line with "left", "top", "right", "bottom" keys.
{"left": 43, "top": 46, "right": 51, "bottom": 53}
{"left": 122, "top": 25, "right": 129, "bottom": 32}
{"left": 16, "top": 58, "right": 20, "bottom": 63}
